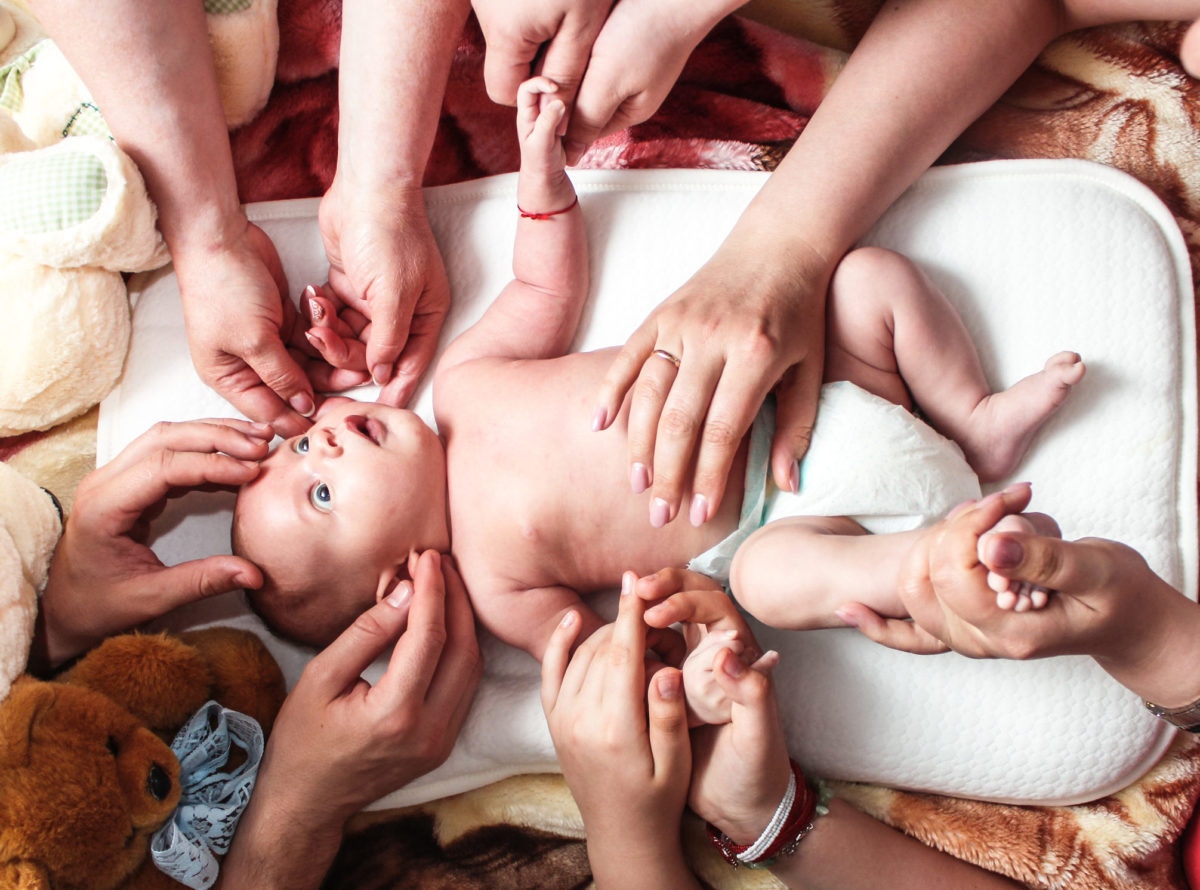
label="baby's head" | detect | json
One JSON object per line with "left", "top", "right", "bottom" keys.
{"left": 232, "top": 398, "right": 450, "bottom": 648}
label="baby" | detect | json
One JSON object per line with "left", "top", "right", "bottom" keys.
{"left": 232, "top": 78, "right": 1084, "bottom": 723}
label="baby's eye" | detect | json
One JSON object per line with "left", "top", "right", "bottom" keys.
{"left": 293, "top": 436, "right": 310, "bottom": 454}
{"left": 309, "top": 481, "right": 333, "bottom": 512}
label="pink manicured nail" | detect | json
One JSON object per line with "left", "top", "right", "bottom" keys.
{"left": 631, "top": 462, "right": 650, "bottom": 494}
{"left": 372, "top": 364, "right": 393, "bottom": 386}
{"left": 834, "top": 607, "right": 859, "bottom": 627}
{"left": 656, "top": 671, "right": 682, "bottom": 700}
{"left": 689, "top": 493, "right": 708, "bottom": 527}
{"left": 788, "top": 461, "right": 800, "bottom": 494}
{"left": 650, "top": 498, "right": 670, "bottom": 528}
{"left": 591, "top": 406, "right": 608, "bottom": 432}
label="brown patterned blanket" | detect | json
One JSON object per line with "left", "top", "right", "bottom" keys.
{"left": 8, "top": 2, "right": 1200, "bottom": 887}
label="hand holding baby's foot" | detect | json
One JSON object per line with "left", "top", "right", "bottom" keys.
{"left": 979, "top": 511, "right": 1062, "bottom": 611}
{"left": 964, "top": 351, "right": 1086, "bottom": 482}
{"left": 682, "top": 629, "right": 778, "bottom": 727}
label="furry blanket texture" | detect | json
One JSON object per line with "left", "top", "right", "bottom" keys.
{"left": 6, "top": 2, "right": 1200, "bottom": 888}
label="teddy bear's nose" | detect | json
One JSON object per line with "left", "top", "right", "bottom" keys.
{"left": 147, "top": 762, "right": 172, "bottom": 802}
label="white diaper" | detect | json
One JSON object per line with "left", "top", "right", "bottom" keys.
{"left": 687, "top": 381, "right": 982, "bottom": 585}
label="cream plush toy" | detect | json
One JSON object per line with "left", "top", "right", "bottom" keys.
{"left": 0, "top": 459, "right": 61, "bottom": 705}
{"left": 0, "top": 0, "right": 278, "bottom": 437}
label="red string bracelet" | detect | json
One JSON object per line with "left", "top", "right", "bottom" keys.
{"left": 706, "top": 760, "right": 830, "bottom": 869}
{"left": 517, "top": 195, "right": 579, "bottom": 220}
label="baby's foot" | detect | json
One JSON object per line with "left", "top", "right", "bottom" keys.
{"left": 979, "top": 512, "right": 1059, "bottom": 611}
{"left": 961, "top": 352, "right": 1085, "bottom": 482}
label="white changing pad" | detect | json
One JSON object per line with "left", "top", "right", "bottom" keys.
{"left": 98, "top": 160, "right": 1197, "bottom": 808}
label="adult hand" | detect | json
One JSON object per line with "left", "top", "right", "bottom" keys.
{"left": 564, "top": 0, "right": 740, "bottom": 163}
{"left": 474, "top": 0, "right": 614, "bottom": 112}
{"left": 840, "top": 484, "right": 1179, "bottom": 665}
{"left": 317, "top": 180, "right": 451, "bottom": 407}
{"left": 175, "top": 221, "right": 315, "bottom": 438}
{"left": 541, "top": 573, "right": 696, "bottom": 884}
{"left": 222, "top": 550, "right": 481, "bottom": 888}
{"left": 595, "top": 233, "right": 828, "bottom": 529}
{"left": 34, "top": 419, "right": 273, "bottom": 670}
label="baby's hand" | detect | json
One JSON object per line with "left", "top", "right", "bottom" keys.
{"left": 981, "top": 512, "right": 1061, "bottom": 612}
{"left": 516, "top": 76, "right": 569, "bottom": 184}
{"left": 682, "top": 629, "right": 778, "bottom": 727}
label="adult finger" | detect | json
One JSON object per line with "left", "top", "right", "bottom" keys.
{"left": 680, "top": 359, "right": 769, "bottom": 526}
{"left": 422, "top": 558, "right": 483, "bottom": 743}
{"left": 99, "top": 451, "right": 262, "bottom": 533}
{"left": 534, "top": 12, "right": 608, "bottom": 109}
{"left": 481, "top": 25, "right": 546, "bottom": 106}
{"left": 101, "top": 419, "right": 273, "bottom": 476}
{"left": 375, "top": 551, "right": 448, "bottom": 702}
{"left": 625, "top": 347, "right": 695, "bottom": 509}
{"left": 769, "top": 356, "right": 824, "bottom": 491}
{"left": 379, "top": 292, "right": 448, "bottom": 408}
{"left": 142, "top": 554, "right": 265, "bottom": 611}
{"left": 302, "top": 586, "right": 413, "bottom": 699}
{"left": 839, "top": 602, "right": 951, "bottom": 655}
{"left": 363, "top": 289, "right": 413, "bottom": 389}
{"left": 594, "top": 320, "right": 659, "bottom": 432}
{"left": 647, "top": 355, "right": 726, "bottom": 527}
{"left": 979, "top": 532, "right": 1115, "bottom": 596}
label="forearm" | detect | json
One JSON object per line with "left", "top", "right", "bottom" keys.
{"left": 337, "top": 0, "right": 470, "bottom": 195}
{"left": 1091, "top": 566, "right": 1200, "bottom": 710}
{"left": 219, "top": 779, "right": 346, "bottom": 890}
{"left": 588, "top": 826, "right": 699, "bottom": 890}
{"left": 30, "top": 0, "right": 245, "bottom": 258}
{"left": 767, "top": 799, "right": 1020, "bottom": 889}
{"left": 733, "top": 0, "right": 1067, "bottom": 272}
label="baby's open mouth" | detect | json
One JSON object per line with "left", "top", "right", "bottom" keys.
{"left": 345, "top": 414, "right": 384, "bottom": 446}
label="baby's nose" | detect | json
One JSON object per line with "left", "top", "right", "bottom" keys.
{"left": 315, "top": 426, "right": 342, "bottom": 452}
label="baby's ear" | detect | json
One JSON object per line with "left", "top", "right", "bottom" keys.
{"left": 374, "top": 562, "right": 413, "bottom": 603}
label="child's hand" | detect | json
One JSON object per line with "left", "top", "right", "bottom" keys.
{"left": 682, "top": 628, "right": 779, "bottom": 727}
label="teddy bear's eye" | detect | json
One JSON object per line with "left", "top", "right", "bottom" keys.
{"left": 106, "top": 736, "right": 119, "bottom": 756}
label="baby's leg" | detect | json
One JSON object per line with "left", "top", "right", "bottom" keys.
{"left": 729, "top": 514, "right": 925, "bottom": 629}
{"left": 981, "top": 512, "right": 1062, "bottom": 611}
{"left": 825, "top": 246, "right": 1084, "bottom": 482}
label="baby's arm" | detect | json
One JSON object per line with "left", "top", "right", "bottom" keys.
{"left": 439, "top": 77, "right": 589, "bottom": 372}
{"left": 473, "top": 581, "right": 607, "bottom": 663}
{"left": 729, "top": 515, "right": 926, "bottom": 630}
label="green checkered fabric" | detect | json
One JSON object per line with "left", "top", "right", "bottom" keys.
{"left": 62, "top": 103, "right": 111, "bottom": 140}
{"left": 0, "top": 149, "right": 107, "bottom": 235}
{"left": 204, "top": 0, "right": 253, "bottom": 13}
{"left": 0, "top": 41, "right": 46, "bottom": 112}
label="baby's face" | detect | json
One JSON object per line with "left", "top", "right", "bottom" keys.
{"left": 236, "top": 398, "right": 448, "bottom": 589}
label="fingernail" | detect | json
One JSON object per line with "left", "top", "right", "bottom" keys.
{"left": 386, "top": 580, "right": 413, "bottom": 608}
{"left": 722, "top": 655, "right": 746, "bottom": 678}
{"left": 650, "top": 498, "right": 670, "bottom": 528}
{"left": 560, "top": 610, "right": 578, "bottom": 628}
{"left": 788, "top": 461, "right": 800, "bottom": 494}
{"left": 834, "top": 607, "right": 859, "bottom": 628}
{"left": 372, "top": 364, "right": 393, "bottom": 386}
{"left": 306, "top": 291, "right": 325, "bottom": 322}
{"left": 656, "top": 671, "right": 682, "bottom": 700}
{"left": 591, "top": 406, "right": 608, "bottom": 432}
{"left": 304, "top": 329, "right": 321, "bottom": 347}
{"left": 630, "top": 462, "right": 650, "bottom": 494}
{"left": 289, "top": 393, "right": 315, "bottom": 417}
{"left": 621, "top": 572, "right": 635, "bottom": 596}
{"left": 988, "top": 536, "right": 1024, "bottom": 569}
{"left": 689, "top": 493, "right": 708, "bottom": 527}
{"left": 1003, "top": 481, "right": 1031, "bottom": 494}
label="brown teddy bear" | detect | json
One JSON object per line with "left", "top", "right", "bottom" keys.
{"left": 0, "top": 626, "right": 286, "bottom": 890}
